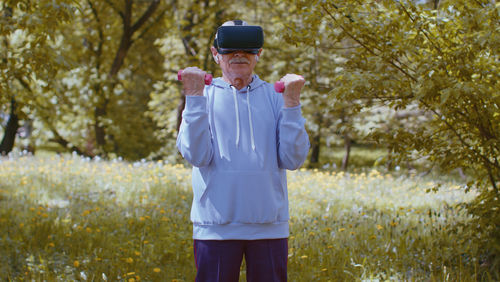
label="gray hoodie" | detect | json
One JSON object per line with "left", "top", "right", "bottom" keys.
{"left": 177, "top": 74, "right": 310, "bottom": 240}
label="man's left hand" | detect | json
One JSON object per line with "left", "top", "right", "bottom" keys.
{"left": 279, "top": 74, "right": 305, "bottom": 108}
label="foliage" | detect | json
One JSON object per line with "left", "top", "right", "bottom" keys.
{"left": 1, "top": 0, "right": 174, "bottom": 160}
{"left": 281, "top": 0, "right": 500, "bottom": 270}
{"left": 1, "top": 154, "right": 497, "bottom": 280}
{"left": 0, "top": 0, "right": 76, "bottom": 105}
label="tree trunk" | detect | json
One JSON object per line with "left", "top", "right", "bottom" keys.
{"left": 176, "top": 95, "right": 186, "bottom": 133}
{"left": 308, "top": 131, "right": 321, "bottom": 168}
{"left": 93, "top": 0, "right": 161, "bottom": 154}
{"left": 341, "top": 133, "right": 351, "bottom": 171}
{"left": 0, "top": 99, "right": 20, "bottom": 155}
{"left": 94, "top": 102, "right": 107, "bottom": 151}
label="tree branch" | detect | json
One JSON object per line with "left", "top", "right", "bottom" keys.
{"left": 321, "top": 3, "right": 418, "bottom": 82}
{"left": 87, "top": 0, "right": 104, "bottom": 71}
{"left": 398, "top": 2, "right": 443, "bottom": 56}
{"left": 103, "top": 0, "right": 124, "bottom": 20}
{"left": 134, "top": 6, "right": 168, "bottom": 42}
{"left": 131, "top": 0, "right": 160, "bottom": 34}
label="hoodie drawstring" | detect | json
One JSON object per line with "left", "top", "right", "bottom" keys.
{"left": 246, "top": 86, "right": 255, "bottom": 151}
{"left": 231, "top": 85, "right": 240, "bottom": 148}
{"left": 230, "top": 85, "right": 255, "bottom": 151}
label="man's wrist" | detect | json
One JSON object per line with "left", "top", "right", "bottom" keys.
{"left": 284, "top": 102, "right": 299, "bottom": 108}
{"left": 183, "top": 89, "right": 204, "bottom": 96}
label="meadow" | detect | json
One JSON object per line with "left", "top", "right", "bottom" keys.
{"left": 0, "top": 153, "right": 493, "bottom": 281}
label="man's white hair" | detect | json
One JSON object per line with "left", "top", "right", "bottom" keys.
{"left": 221, "top": 20, "right": 248, "bottom": 26}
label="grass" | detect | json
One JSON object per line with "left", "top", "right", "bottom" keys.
{"left": 0, "top": 153, "right": 495, "bottom": 281}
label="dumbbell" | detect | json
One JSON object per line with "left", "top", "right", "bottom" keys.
{"left": 177, "top": 69, "right": 213, "bottom": 85}
{"left": 274, "top": 75, "right": 305, "bottom": 93}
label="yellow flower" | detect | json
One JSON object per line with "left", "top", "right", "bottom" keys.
{"left": 338, "top": 228, "right": 346, "bottom": 232}
{"left": 300, "top": 255, "right": 308, "bottom": 259}
{"left": 48, "top": 242, "right": 55, "bottom": 248}
{"left": 376, "top": 224, "right": 384, "bottom": 230}
{"left": 74, "top": 260, "right": 80, "bottom": 267}
{"left": 126, "top": 257, "right": 134, "bottom": 263}
{"left": 153, "top": 268, "right": 161, "bottom": 273}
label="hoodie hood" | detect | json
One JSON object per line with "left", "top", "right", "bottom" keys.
{"left": 210, "top": 74, "right": 266, "bottom": 151}
{"left": 211, "top": 74, "right": 266, "bottom": 91}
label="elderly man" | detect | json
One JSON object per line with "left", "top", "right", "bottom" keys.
{"left": 177, "top": 20, "right": 310, "bottom": 282}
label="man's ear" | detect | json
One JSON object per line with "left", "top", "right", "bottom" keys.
{"left": 211, "top": 46, "right": 219, "bottom": 64}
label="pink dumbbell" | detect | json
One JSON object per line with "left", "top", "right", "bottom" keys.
{"left": 178, "top": 69, "right": 213, "bottom": 85}
{"left": 274, "top": 81, "right": 285, "bottom": 93}
{"left": 274, "top": 75, "right": 304, "bottom": 93}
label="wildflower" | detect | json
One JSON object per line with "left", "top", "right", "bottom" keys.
{"left": 300, "top": 255, "right": 308, "bottom": 259}
{"left": 339, "top": 228, "right": 346, "bottom": 232}
{"left": 154, "top": 268, "right": 161, "bottom": 273}
{"left": 74, "top": 260, "right": 80, "bottom": 267}
{"left": 126, "top": 257, "right": 134, "bottom": 263}
{"left": 376, "top": 224, "right": 384, "bottom": 230}
{"left": 48, "top": 242, "right": 55, "bottom": 247}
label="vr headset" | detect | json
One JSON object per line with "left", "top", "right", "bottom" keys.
{"left": 214, "top": 25, "right": 264, "bottom": 54}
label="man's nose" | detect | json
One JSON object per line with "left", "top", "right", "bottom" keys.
{"left": 233, "top": 51, "right": 245, "bottom": 56}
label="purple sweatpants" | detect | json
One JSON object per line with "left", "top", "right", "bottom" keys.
{"left": 193, "top": 238, "right": 288, "bottom": 282}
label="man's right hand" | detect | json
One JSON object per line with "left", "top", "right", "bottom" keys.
{"left": 180, "top": 67, "right": 207, "bottom": 96}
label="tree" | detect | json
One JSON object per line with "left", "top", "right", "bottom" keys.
{"left": 282, "top": 0, "right": 500, "bottom": 273}
{"left": 55, "top": 0, "right": 172, "bottom": 159}
{"left": 0, "top": 0, "right": 76, "bottom": 155}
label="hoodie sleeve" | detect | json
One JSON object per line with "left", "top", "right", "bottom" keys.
{"left": 277, "top": 105, "right": 310, "bottom": 170}
{"left": 176, "top": 95, "right": 213, "bottom": 167}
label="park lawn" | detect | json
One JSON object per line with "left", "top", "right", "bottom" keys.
{"left": 0, "top": 154, "right": 491, "bottom": 281}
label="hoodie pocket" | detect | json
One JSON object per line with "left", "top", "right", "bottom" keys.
{"left": 192, "top": 170, "right": 288, "bottom": 225}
